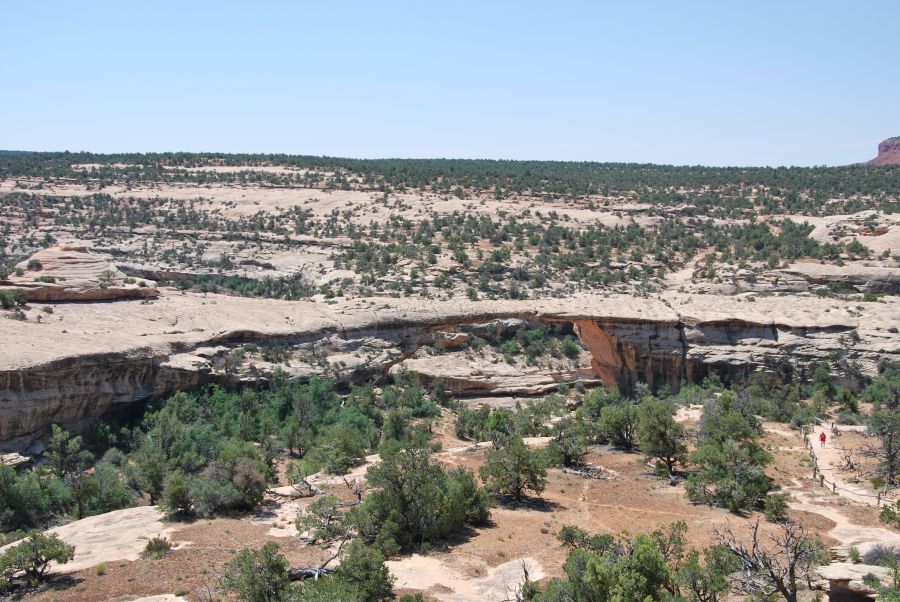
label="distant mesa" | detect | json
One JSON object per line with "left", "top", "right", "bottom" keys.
{"left": 867, "top": 136, "right": 900, "bottom": 165}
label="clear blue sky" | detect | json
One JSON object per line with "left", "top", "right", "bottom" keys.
{"left": 1, "top": 1, "right": 897, "bottom": 166}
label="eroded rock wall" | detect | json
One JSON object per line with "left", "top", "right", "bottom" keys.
{"left": 2, "top": 292, "right": 897, "bottom": 451}
{"left": 571, "top": 318, "right": 866, "bottom": 393}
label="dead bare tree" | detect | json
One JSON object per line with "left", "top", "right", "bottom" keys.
{"left": 835, "top": 443, "right": 858, "bottom": 472}
{"left": 501, "top": 559, "right": 534, "bottom": 602}
{"left": 866, "top": 385, "right": 900, "bottom": 487}
{"left": 715, "top": 519, "right": 824, "bottom": 602}
{"left": 286, "top": 462, "right": 323, "bottom": 498}
{"left": 341, "top": 475, "right": 366, "bottom": 505}
{"left": 194, "top": 583, "right": 218, "bottom": 602}
{"left": 288, "top": 536, "right": 348, "bottom": 581}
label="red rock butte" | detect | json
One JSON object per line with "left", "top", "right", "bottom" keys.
{"left": 867, "top": 136, "right": 900, "bottom": 165}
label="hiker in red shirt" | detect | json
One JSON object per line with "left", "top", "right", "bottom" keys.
{"left": 819, "top": 432, "right": 826, "bottom": 447}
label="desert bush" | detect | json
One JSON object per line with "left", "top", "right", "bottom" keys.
{"left": 220, "top": 541, "right": 290, "bottom": 602}
{"left": 537, "top": 522, "right": 738, "bottom": 602}
{"left": 637, "top": 397, "right": 687, "bottom": 474}
{"left": 296, "top": 494, "right": 347, "bottom": 543}
{"left": 329, "top": 540, "right": 394, "bottom": 602}
{"left": 599, "top": 402, "right": 639, "bottom": 450}
{"left": 836, "top": 411, "right": 861, "bottom": 426}
{"left": 188, "top": 473, "right": 244, "bottom": 517}
{"left": 763, "top": 492, "right": 790, "bottom": 522}
{"left": 143, "top": 537, "right": 171, "bottom": 559}
{"left": 0, "top": 465, "right": 58, "bottom": 532}
{"left": 546, "top": 417, "right": 587, "bottom": 468}
{"left": 0, "top": 531, "right": 75, "bottom": 589}
{"left": 863, "top": 544, "right": 900, "bottom": 567}
{"left": 352, "top": 440, "right": 490, "bottom": 553}
{"left": 0, "top": 289, "right": 27, "bottom": 309}
{"left": 880, "top": 502, "right": 900, "bottom": 527}
{"left": 686, "top": 392, "right": 772, "bottom": 512}
{"left": 160, "top": 470, "right": 192, "bottom": 515}
{"left": 479, "top": 436, "right": 547, "bottom": 502}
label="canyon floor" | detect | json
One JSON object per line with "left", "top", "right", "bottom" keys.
{"left": 11, "top": 411, "right": 900, "bottom": 602}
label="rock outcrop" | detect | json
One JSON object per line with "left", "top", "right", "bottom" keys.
{"left": 393, "top": 356, "right": 597, "bottom": 397}
{"left": 1, "top": 246, "right": 158, "bottom": 302}
{"left": 868, "top": 136, "right": 900, "bottom": 165}
{"left": 1, "top": 291, "right": 898, "bottom": 450}
{"left": 818, "top": 562, "right": 886, "bottom": 599}
{"left": 704, "top": 262, "right": 900, "bottom": 295}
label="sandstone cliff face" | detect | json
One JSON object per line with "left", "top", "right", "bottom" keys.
{"left": 573, "top": 320, "right": 686, "bottom": 392}
{"left": 868, "top": 136, "right": 900, "bottom": 165}
{"left": 0, "top": 353, "right": 204, "bottom": 451}
{"left": 1, "top": 292, "right": 897, "bottom": 451}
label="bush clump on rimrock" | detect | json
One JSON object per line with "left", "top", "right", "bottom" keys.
{"left": 0, "top": 289, "right": 28, "bottom": 309}
{"left": 0, "top": 531, "right": 75, "bottom": 592}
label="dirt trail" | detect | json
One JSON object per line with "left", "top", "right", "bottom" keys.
{"left": 763, "top": 424, "right": 900, "bottom": 555}
{"left": 808, "top": 423, "right": 887, "bottom": 506}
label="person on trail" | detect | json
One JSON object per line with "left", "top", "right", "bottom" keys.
{"left": 819, "top": 432, "right": 827, "bottom": 447}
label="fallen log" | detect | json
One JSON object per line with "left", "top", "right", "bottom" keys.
{"left": 562, "top": 466, "right": 607, "bottom": 480}
{"left": 288, "top": 567, "right": 337, "bottom": 581}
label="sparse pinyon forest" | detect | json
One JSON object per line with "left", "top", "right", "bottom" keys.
{"left": 1, "top": 151, "right": 900, "bottom": 602}
{"left": 2, "top": 152, "right": 897, "bottom": 303}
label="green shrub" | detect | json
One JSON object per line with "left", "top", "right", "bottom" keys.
{"left": 331, "top": 540, "right": 394, "bottom": 602}
{"left": 220, "top": 541, "right": 290, "bottom": 602}
{"left": 480, "top": 436, "right": 547, "bottom": 502}
{"left": 160, "top": 470, "right": 192, "bottom": 516}
{"left": 880, "top": 502, "right": 900, "bottom": 527}
{"left": 353, "top": 440, "right": 491, "bottom": 553}
{"left": 0, "top": 289, "right": 28, "bottom": 309}
{"left": 143, "top": 537, "right": 172, "bottom": 559}
{"left": 863, "top": 544, "right": 900, "bottom": 567}
{"left": 685, "top": 394, "right": 772, "bottom": 512}
{"left": 296, "top": 495, "right": 347, "bottom": 544}
{"left": 637, "top": 397, "right": 686, "bottom": 474}
{"left": 764, "top": 493, "right": 790, "bottom": 522}
{"left": 560, "top": 336, "right": 582, "bottom": 359}
{"left": 599, "top": 403, "right": 639, "bottom": 449}
{"left": 0, "top": 531, "right": 75, "bottom": 588}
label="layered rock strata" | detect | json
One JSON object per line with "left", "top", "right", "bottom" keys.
{"left": 1, "top": 291, "right": 898, "bottom": 450}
